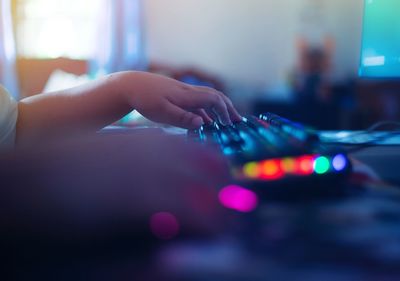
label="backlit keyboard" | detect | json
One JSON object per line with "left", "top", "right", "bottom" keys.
{"left": 188, "top": 113, "right": 352, "bottom": 199}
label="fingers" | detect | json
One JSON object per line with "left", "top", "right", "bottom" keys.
{"left": 192, "top": 93, "right": 232, "bottom": 125}
{"left": 216, "top": 92, "right": 243, "bottom": 122}
{"left": 192, "top": 86, "right": 242, "bottom": 124}
{"left": 195, "top": 109, "right": 213, "bottom": 125}
{"left": 173, "top": 89, "right": 230, "bottom": 126}
{"left": 162, "top": 102, "right": 205, "bottom": 129}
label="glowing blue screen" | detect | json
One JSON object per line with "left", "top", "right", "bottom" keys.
{"left": 359, "top": 0, "right": 400, "bottom": 78}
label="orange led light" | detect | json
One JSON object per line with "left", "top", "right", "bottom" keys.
{"left": 260, "top": 160, "right": 284, "bottom": 180}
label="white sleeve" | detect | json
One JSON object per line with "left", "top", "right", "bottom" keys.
{"left": 0, "top": 85, "right": 18, "bottom": 149}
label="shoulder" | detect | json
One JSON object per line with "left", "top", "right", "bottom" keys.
{"left": 0, "top": 85, "right": 18, "bottom": 149}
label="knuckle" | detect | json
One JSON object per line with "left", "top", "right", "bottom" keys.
{"left": 181, "top": 83, "right": 194, "bottom": 91}
{"left": 215, "top": 90, "right": 225, "bottom": 96}
{"left": 207, "top": 93, "right": 220, "bottom": 104}
{"left": 196, "top": 85, "right": 212, "bottom": 91}
{"left": 210, "top": 88, "right": 223, "bottom": 97}
{"left": 215, "top": 95, "right": 227, "bottom": 108}
{"left": 160, "top": 100, "right": 171, "bottom": 112}
{"left": 197, "top": 86, "right": 219, "bottom": 97}
{"left": 179, "top": 111, "right": 194, "bottom": 124}
{"left": 216, "top": 91, "right": 232, "bottom": 104}
{"left": 224, "top": 96, "right": 233, "bottom": 106}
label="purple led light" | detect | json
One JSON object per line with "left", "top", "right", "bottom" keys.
{"left": 332, "top": 154, "right": 347, "bottom": 171}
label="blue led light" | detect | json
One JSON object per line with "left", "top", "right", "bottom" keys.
{"left": 332, "top": 155, "right": 347, "bottom": 171}
{"left": 223, "top": 147, "right": 236, "bottom": 155}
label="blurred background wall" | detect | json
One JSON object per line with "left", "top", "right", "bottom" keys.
{"left": 8, "top": 0, "right": 365, "bottom": 95}
{"left": 144, "top": 0, "right": 363, "bottom": 88}
{"left": 1, "top": 0, "right": 399, "bottom": 130}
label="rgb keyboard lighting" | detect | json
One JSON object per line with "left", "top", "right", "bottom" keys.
{"left": 314, "top": 156, "right": 330, "bottom": 174}
{"left": 332, "top": 154, "right": 347, "bottom": 172}
{"left": 240, "top": 154, "right": 348, "bottom": 181}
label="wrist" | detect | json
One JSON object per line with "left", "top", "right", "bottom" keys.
{"left": 107, "top": 71, "right": 143, "bottom": 109}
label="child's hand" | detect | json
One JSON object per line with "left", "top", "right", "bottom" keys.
{"left": 16, "top": 71, "right": 242, "bottom": 145}
{"left": 113, "top": 71, "right": 242, "bottom": 128}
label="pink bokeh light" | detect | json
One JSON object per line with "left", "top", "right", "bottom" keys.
{"left": 150, "top": 212, "right": 180, "bottom": 240}
{"left": 218, "top": 185, "right": 258, "bottom": 213}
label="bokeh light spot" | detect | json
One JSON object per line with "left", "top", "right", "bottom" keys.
{"left": 332, "top": 154, "right": 347, "bottom": 171}
{"left": 260, "top": 160, "right": 284, "bottom": 180}
{"left": 297, "top": 156, "right": 315, "bottom": 175}
{"left": 314, "top": 156, "right": 330, "bottom": 174}
{"left": 150, "top": 212, "right": 180, "bottom": 240}
{"left": 243, "top": 162, "right": 260, "bottom": 178}
{"left": 281, "top": 158, "right": 296, "bottom": 173}
{"left": 219, "top": 185, "right": 258, "bottom": 213}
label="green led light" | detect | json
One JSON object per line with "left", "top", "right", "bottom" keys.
{"left": 314, "top": 156, "right": 330, "bottom": 174}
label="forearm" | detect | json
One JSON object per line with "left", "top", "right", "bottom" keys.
{"left": 15, "top": 70, "right": 241, "bottom": 145}
{"left": 16, "top": 72, "right": 135, "bottom": 145}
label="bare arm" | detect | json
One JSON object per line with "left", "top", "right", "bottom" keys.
{"left": 16, "top": 71, "right": 241, "bottom": 145}
{"left": 16, "top": 73, "right": 132, "bottom": 144}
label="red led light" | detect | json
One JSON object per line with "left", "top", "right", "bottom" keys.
{"left": 239, "top": 155, "right": 321, "bottom": 182}
{"left": 296, "top": 155, "right": 315, "bottom": 175}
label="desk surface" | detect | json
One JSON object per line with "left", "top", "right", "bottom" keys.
{"left": 145, "top": 128, "right": 400, "bottom": 280}
{"left": 352, "top": 145, "right": 400, "bottom": 185}
{"left": 154, "top": 142, "right": 400, "bottom": 280}
{"left": 31, "top": 127, "right": 398, "bottom": 281}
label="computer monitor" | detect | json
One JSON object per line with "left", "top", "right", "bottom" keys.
{"left": 359, "top": 0, "right": 400, "bottom": 78}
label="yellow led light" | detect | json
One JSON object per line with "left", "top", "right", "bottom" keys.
{"left": 243, "top": 162, "right": 260, "bottom": 178}
{"left": 281, "top": 158, "right": 296, "bottom": 173}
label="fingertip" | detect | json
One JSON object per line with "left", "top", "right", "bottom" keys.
{"left": 226, "top": 104, "right": 242, "bottom": 123}
{"left": 232, "top": 112, "right": 243, "bottom": 123}
{"left": 211, "top": 107, "right": 231, "bottom": 126}
{"left": 214, "top": 92, "right": 242, "bottom": 123}
{"left": 221, "top": 119, "right": 233, "bottom": 126}
{"left": 191, "top": 116, "right": 205, "bottom": 129}
{"left": 216, "top": 114, "right": 231, "bottom": 126}
{"left": 203, "top": 114, "right": 214, "bottom": 125}
{"left": 196, "top": 109, "right": 214, "bottom": 125}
